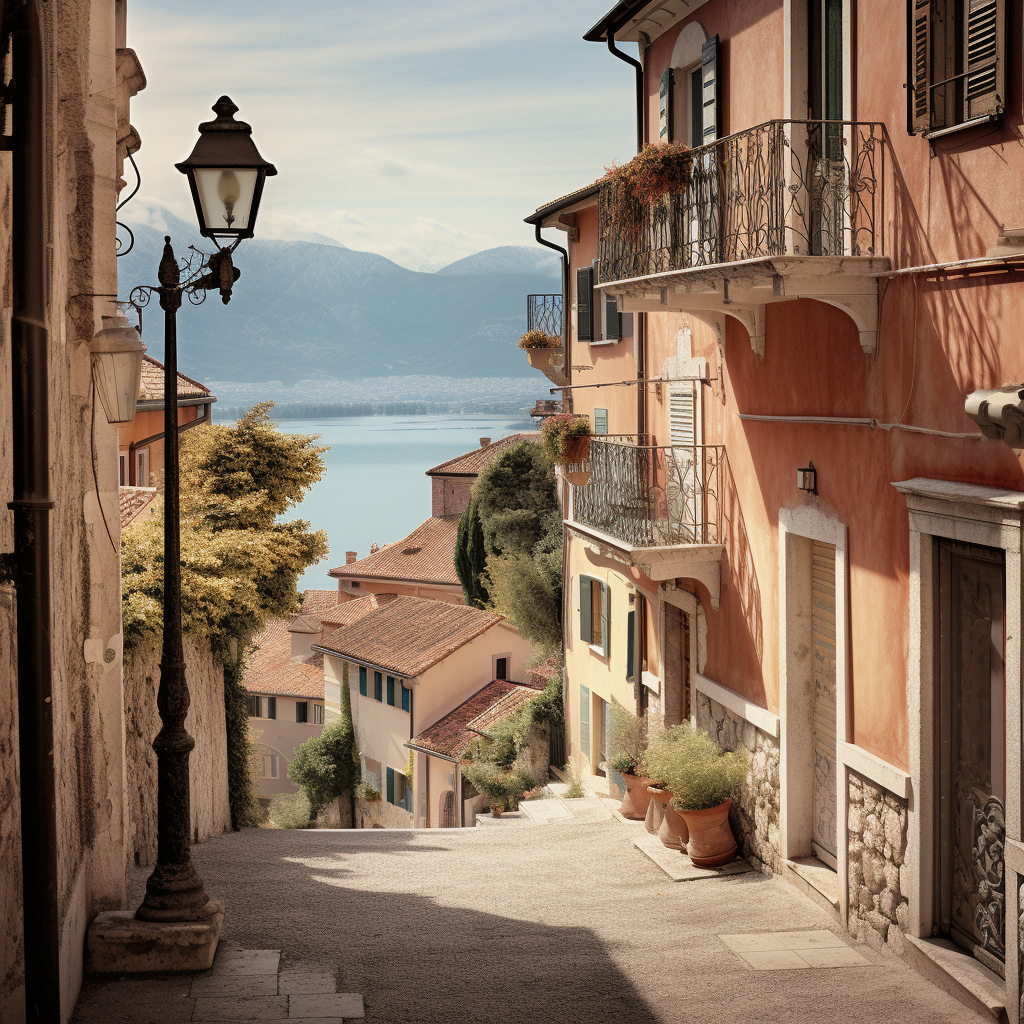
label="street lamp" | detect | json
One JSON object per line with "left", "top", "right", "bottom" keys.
{"left": 130, "top": 97, "right": 275, "bottom": 925}
{"left": 89, "top": 313, "right": 147, "bottom": 424}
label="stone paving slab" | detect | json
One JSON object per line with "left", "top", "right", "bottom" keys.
{"left": 289, "top": 993, "right": 365, "bottom": 1018}
{"left": 192, "top": 994, "right": 289, "bottom": 1021}
{"left": 191, "top": 973, "right": 280, "bottom": 998}
{"left": 719, "top": 930, "right": 874, "bottom": 971}
{"left": 277, "top": 971, "right": 337, "bottom": 995}
{"left": 633, "top": 832, "right": 753, "bottom": 881}
{"left": 210, "top": 949, "right": 281, "bottom": 977}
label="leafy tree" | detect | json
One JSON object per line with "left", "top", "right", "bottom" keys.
{"left": 454, "top": 496, "right": 489, "bottom": 609}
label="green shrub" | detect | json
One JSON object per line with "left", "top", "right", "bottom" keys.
{"left": 267, "top": 791, "right": 313, "bottom": 829}
{"left": 641, "top": 725, "right": 749, "bottom": 811}
{"left": 608, "top": 699, "right": 646, "bottom": 776}
{"left": 287, "top": 691, "right": 361, "bottom": 813}
{"left": 354, "top": 781, "right": 380, "bottom": 802}
{"left": 462, "top": 760, "right": 535, "bottom": 809}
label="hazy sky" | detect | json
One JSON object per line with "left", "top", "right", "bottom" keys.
{"left": 126, "top": 1, "right": 636, "bottom": 271}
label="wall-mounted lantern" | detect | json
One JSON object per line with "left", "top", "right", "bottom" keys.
{"left": 797, "top": 460, "right": 817, "bottom": 495}
{"left": 89, "top": 313, "right": 146, "bottom": 423}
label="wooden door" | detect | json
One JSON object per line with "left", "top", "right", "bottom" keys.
{"left": 811, "top": 540, "right": 838, "bottom": 867}
{"left": 938, "top": 540, "right": 1006, "bottom": 974}
{"left": 663, "top": 605, "right": 689, "bottom": 727}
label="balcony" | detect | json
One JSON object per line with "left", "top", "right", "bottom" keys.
{"left": 567, "top": 438, "right": 725, "bottom": 604}
{"left": 523, "top": 293, "right": 566, "bottom": 386}
{"left": 598, "top": 120, "right": 891, "bottom": 355}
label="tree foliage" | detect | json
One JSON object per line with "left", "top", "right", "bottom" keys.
{"left": 454, "top": 496, "right": 489, "bottom": 609}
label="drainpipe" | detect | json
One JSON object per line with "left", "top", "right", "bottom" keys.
{"left": 533, "top": 223, "right": 570, "bottom": 408}
{"left": 606, "top": 25, "right": 644, "bottom": 155}
{"left": 9, "top": 1, "right": 61, "bottom": 1021}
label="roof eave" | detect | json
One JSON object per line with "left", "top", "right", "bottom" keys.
{"left": 524, "top": 184, "right": 600, "bottom": 227}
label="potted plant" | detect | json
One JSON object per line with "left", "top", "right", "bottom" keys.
{"left": 639, "top": 725, "right": 693, "bottom": 851}
{"left": 462, "top": 760, "right": 536, "bottom": 818}
{"left": 664, "top": 726, "right": 748, "bottom": 867}
{"left": 540, "top": 414, "right": 592, "bottom": 485}
{"left": 355, "top": 781, "right": 381, "bottom": 803}
{"left": 608, "top": 701, "right": 653, "bottom": 821}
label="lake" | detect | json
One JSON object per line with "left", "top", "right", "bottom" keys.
{"left": 213, "top": 413, "right": 528, "bottom": 592}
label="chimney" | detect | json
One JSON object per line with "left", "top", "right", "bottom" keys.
{"left": 288, "top": 617, "right": 321, "bottom": 660}
{"left": 346, "top": 551, "right": 357, "bottom": 564}
{"left": 479, "top": 437, "right": 491, "bottom": 447}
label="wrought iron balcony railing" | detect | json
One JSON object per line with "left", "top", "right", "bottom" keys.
{"left": 599, "top": 120, "right": 887, "bottom": 284}
{"left": 570, "top": 439, "right": 724, "bottom": 549}
{"left": 527, "top": 293, "right": 563, "bottom": 339}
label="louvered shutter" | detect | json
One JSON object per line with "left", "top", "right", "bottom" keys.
{"left": 386, "top": 766, "right": 395, "bottom": 804}
{"left": 964, "top": 0, "right": 1003, "bottom": 120}
{"left": 576, "top": 267, "right": 593, "bottom": 342}
{"left": 626, "top": 609, "right": 636, "bottom": 681}
{"left": 701, "top": 36, "right": 720, "bottom": 144}
{"left": 268, "top": 697, "right": 276, "bottom": 720}
{"left": 594, "top": 409, "right": 608, "bottom": 435}
{"left": 605, "top": 296, "right": 619, "bottom": 341}
{"left": 580, "top": 575, "right": 593, "bottom": 644}
{"left": 580, "top": 685, "right": 591, "bottom": 758}
{"left": 908, "top": 0, "right": 931, "bottom": 133}
{"left": 359, "top": 666, "right": 367, "bottom": 697}
{"left": 670, "top": 386, "right": 697, "bottom": 447}
{"left": 620, "top": 312, "right": 633, "bottom": 337}
{"left": 387, "top": 676, "right": 396, "bottom": 706}
{"left": 601, "top": 584, "right": 611, "bottom": 658}
{"left": 660, "top": 67, "right": 674, "bottom": 142}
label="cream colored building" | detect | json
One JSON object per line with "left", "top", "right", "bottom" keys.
{"left": 314, "top": 595, "right": 533, "bottom": 828}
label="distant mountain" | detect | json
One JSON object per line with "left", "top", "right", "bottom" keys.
{"left": 435, "top": 246, "right": 561, "bottom": 277}
{"left": 116, "top": 208, "right": 560, "bottom": 385}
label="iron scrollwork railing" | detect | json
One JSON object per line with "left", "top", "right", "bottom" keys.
{"left": 571, "top": 439, "right": 724, "bottom": 549}
{"left": 527, "top": 293, "right": 563, "bottom": 338}
{"left": 598, "top": 119, "right": 886, "bottom": 283}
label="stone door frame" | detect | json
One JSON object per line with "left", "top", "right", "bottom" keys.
{"left": 895, "top": 478, "right": 1024, "bottom": 1023}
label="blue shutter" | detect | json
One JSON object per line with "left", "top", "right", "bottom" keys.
{"left": 601, "top": 584, "right": 611, "bottom": 658}
{"left": 387, "top": 676, "right": 396, "bottom": 706}
{"left": 359, "top": 666, "right": 367, "bottom": 697}
{"left": 576, "top": 267, "right": 593, "bottom": 342}
{"left": 401, "top": 683, "right": 410, "bottom": 712}
{"left": 374, "top": 671, "right": 383, "bottom": 701}
{"left": 580, "top": 685, "right": 591, "bottom": 759}
{"left": 579, "top": 576, "right": 592, "bottom": 644}
{"left": 594, "top": 409, "right": 608, "bottom": 435}
{"left": 386, "top": 766, "right": 395, "bottom": 804}
{"left": 627, "top": 609, "right": 636, "bottom": 681}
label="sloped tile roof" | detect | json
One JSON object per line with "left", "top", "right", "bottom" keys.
{"left": 243, "top": 617, "right": 325, "bottom": 700}
{"left": 320, "top": 593, "right": 398, "bottom": 629}
{"left": 300, "top": 590, "right": 342, "bottom": 617}
{"left": 425, "top": 433, "right": 539, "bottom": 477}
{"left": 411, "top": 680, "right": 538, "bottom": 760}
{"left": 328, "top": 517, "right": 460, "bottom": 586}
{"left": 118, "top": 486, "right": 157, "bottom": 529}
{"left": 465, "top": 684, "right": 543, "bottom": 736}
{"left": 139, "top": 355, "right": 213, "bottom": 403}
{"left": 315, "top": 596, "right": 504, "bottom": 678}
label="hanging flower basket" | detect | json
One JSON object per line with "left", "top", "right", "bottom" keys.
{"left": 603, "top": 142, "right": 692, "bottom": 206}
{"left": 519, "top": 329, "right": 561, "bottom": 350}
{"left": 541, "top": 414, "right": 592, "bottom": 463}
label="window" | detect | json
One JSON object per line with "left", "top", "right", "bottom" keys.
{"left": 261, "top": 754, "right": 279, "bottom": 779}
{"left": 387, "top": 676, "right": 396, "bottom": 707}
{"left": 386, "top": 765, "right": 396, "bottom": 804}
{"left": 363, "top": 757, "right": 382, "bottom": 791}
{"left": 578, "top": 264, "right": 630, "bottom": 344}
{"left": 374, "top": 671, "right": 383, "bottom": 702}
{"left": 359, "top": 666, "right": 367, "bottom": 697}
{"left": 401, "top": 682, "right": 411, "bottom": 713}
{"left": 313, "top": 703, "right": 325, "bottom": 725}
{"left": 495, "top": 657, "right": 508, "bottom": 680}
{"left": 118, "top": 452, "right": 128, "bottom": 486}
{"left": 135, "top": 447, "right": 150, "bottom": 487}
{"left": 909, "top": 0, "right": 1005, "bottom": 137}
{"left": 351, "top": 581, "right": 361, "bottom": 589}
{"left": 579, "top": 576, "right": 610, "bottom": 657}
{"left": 594, "top": 410, "right": 608, "bottom": 436}
{"left": 295, "top": 701, "right": 308, "bottom": 723}
{"left": 247, "top": 695, "right": 276, "bottom": 720}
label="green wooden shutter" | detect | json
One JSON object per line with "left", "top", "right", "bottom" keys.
{"left": 387, "top": 676, "right": 396, "bottom": 706}
{"left": 579, "top": 576, "right": 593, "bottom": 644}
{"left": 359, "top": 666, "right": 367, "bottom": 697}
{"left": 576, "top": 267, "right": 593, "bottom": 342}
{"left": 627, "top": 609, "right": 636, "bottom": 681}
{"left": 594, "top": 409, "right": 608, "bottom": 435}
{"left": 580, "top": 685, "right": 591, "bottom": 758}
{"left": 374, "top": 671, "right": 383, "bottom": 701}
{"left": 401, "top": 683, "right": 410, "bottom": 712}
{"left": 386, "top": 766, "right": 395, "bottom": 804}
{"left": 963, "top": 0, "right": 1004, "bottom": 120}
{"left": 601, "top": 584, "right": 611, "bottom": 658}
{"left": 604, "top": 297, "right": 619, "bottom": 341}
{"left": 701, "top": 35, "right": 720, "bottom": 144}
{"left": 659, "top": 67, "right": 674, "bottom": 142}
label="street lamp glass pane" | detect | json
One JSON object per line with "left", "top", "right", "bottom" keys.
{"left": 193, "top": 167, "right": 258, "bottom": 234}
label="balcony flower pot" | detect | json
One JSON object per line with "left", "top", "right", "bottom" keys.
{"left": 617, "top": 772, "right": 654, "bottom": 821}
{"left": 562, "top": 436, "right": 591, "bottom": 485}
{"left": 674, "top": 798, "right": 737, "bottom": 867}
{"left": 644, "top": 791, "right": 664, "bottom": 835}
{"left": 648, "top": 786, "right": 687, "bottom": 850}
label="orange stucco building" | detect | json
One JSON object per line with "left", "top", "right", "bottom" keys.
{"left": 528, "top": 0, "right": 1024, "bottom": 1013}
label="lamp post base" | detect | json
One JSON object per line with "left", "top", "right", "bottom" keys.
{"left": 88, "top": 900, "right": 225, "bottom": 974}
{"left": 136, "top": 861, "right": 216, "bottom": 922}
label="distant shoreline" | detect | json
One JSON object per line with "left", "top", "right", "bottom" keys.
{"left": 213, "top": 400, "right": 535, "bottom": 422}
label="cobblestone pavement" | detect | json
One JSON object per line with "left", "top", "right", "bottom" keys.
{"left": 74, "top": 813, "right": 988, "bottom": 1024}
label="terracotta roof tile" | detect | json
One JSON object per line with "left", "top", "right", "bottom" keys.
{"left": 425, "top": 434, "right": 539, "bottom": 477}
{"left": 411, "top": 680, "right": 537, "bottom": 760}
{"left": 300, "top": 590, "right": 342, "bottom": 617}
{"left": 465, "top": 684, "right": 543, "bottom": 736}
{"left": 319, "top": 593, "right": 398, "bottom": 629}
{"left": 243, "top": 618, "right": 325, "bottom": 700}
{"left": 328, "top": 517, "right": 460, "bottom": 585}
{"left": 316, "top": 596, "right": 505, "bottom": 678}
{"left": 139, "top": 355, "right": 213, "bottom": 403}
{"left": 119, "top": 486, "right": 157, "bottom": 530}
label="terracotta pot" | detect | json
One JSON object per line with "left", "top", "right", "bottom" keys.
{"left": 490, "top": 803, "right": 503, "bottom": 818}
{"left": 618, "top": 773, "right": 654, "bottom": 820}
{"left": 648, "top": 786, "right": 688, "bottom": 850}
{"left": 676, "top": 798, "right": 738, "bottom": 867}
{"left": 645, "top": 791, "right": 664, "bottom": 835}
{"left": 560, "top": 435, "right": 591, "bottom": 464}
{"left": 565, "top": 468, "right": 592, "bottom": 486}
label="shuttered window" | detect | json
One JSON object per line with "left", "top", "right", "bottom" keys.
{"left": 908, "top": 0, "right": 1004, "bottom": 135}
{"left": 374, "top": 671, "right": 383, "bottom": 702}
{"left": 359, "top": 666, "right": 367, "bottom": 697}
{"left": 600, "top": 583, "right": 611, "bottom": 658}
{"left": 386, "top": 766, "right": 396, "bottom": 804}
{"left": 701, "top": 36, "right": 720, "bottom": 144}
{"left": 296, "top": 701, "right": 308, "bottom": 723}
{"left": 401, "top": 682, "right": 411, "bottom": 713}
{"left": 387, "top": 676, "right": 396, "bottom": 707}
{"left": 669, "top": 386, "right": 697, "bottom": 447}
{"left": 580, "top": 575, "right": 593, "bottom": 644}
{"left": 660, "top": 67, "right": 674, "bottom": 142}
{"left": 576, "top": 267, "right": 593, "bottom": 342}
{"left": 580, "top": 576, "right": 610, "bottom": 654}
{"left": 594, "top": 409, "right": 608, "bottom": 435}
{"left": 580, "top": 684, "right": 591, "bottom": 758}
{"left": 605, "top": 296, "right": 619, "bottom": 341}
{"left": 627, "top": 609, "right": 636, "bottom": 681}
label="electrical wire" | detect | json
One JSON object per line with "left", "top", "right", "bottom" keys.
{"left": 90, "top": 377, "right": 119, "bottom": 554}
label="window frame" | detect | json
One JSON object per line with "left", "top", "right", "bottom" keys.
{"left": 295, "top": 701, "right": 308, "bottom": 724}
{"left": 313, "top": 703, "right": 325, "bottom": 725}
{"left": 387, "top": 676, "right": 396, "bottom": 706}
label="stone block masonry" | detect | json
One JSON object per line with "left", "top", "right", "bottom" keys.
{"left": 695, "top": 693, "right": 782, "bottom": 875}
{"left": 847, "top": 770, "right": 909, "bottom": 953}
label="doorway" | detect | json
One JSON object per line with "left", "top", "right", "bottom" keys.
{"left": 663, "top": 604, "right": 691, "bottom": 727}
{"left": 937, "top": 539, "right": 1006, "bottom": 975}
{"left": 811, "top": 540, "right": 838, "bottom": 868}
{"left": 808, "top": 0, "right": 845, "bottom": 255}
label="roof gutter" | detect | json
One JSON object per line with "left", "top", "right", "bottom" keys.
{"left": 310, "top": 645, "right": 413, "bottom": 680}
{"left": 533, "top": 223, "right": 569, "bottom": 350}
{"left": 404, "top": 741, "right": 459, "bottom": 764}
{"left": 605, "top": 22, "right": 644, "bottom": 153}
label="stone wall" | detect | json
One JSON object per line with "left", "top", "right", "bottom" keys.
{"left": 847, "top": 770, "right": 909, "bottom": 953}
{"left": 356, "top": 797, "right": 413, "bottom": 829}
{"left": 695, "top": 692, "right": 782, "bottom": 874}
{"left": 123, "top": 637, "right": 232, "bottom": 867}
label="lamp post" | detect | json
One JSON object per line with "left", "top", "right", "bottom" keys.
{"left": 130, "top": 97, "right": 276, "bottom": 922}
